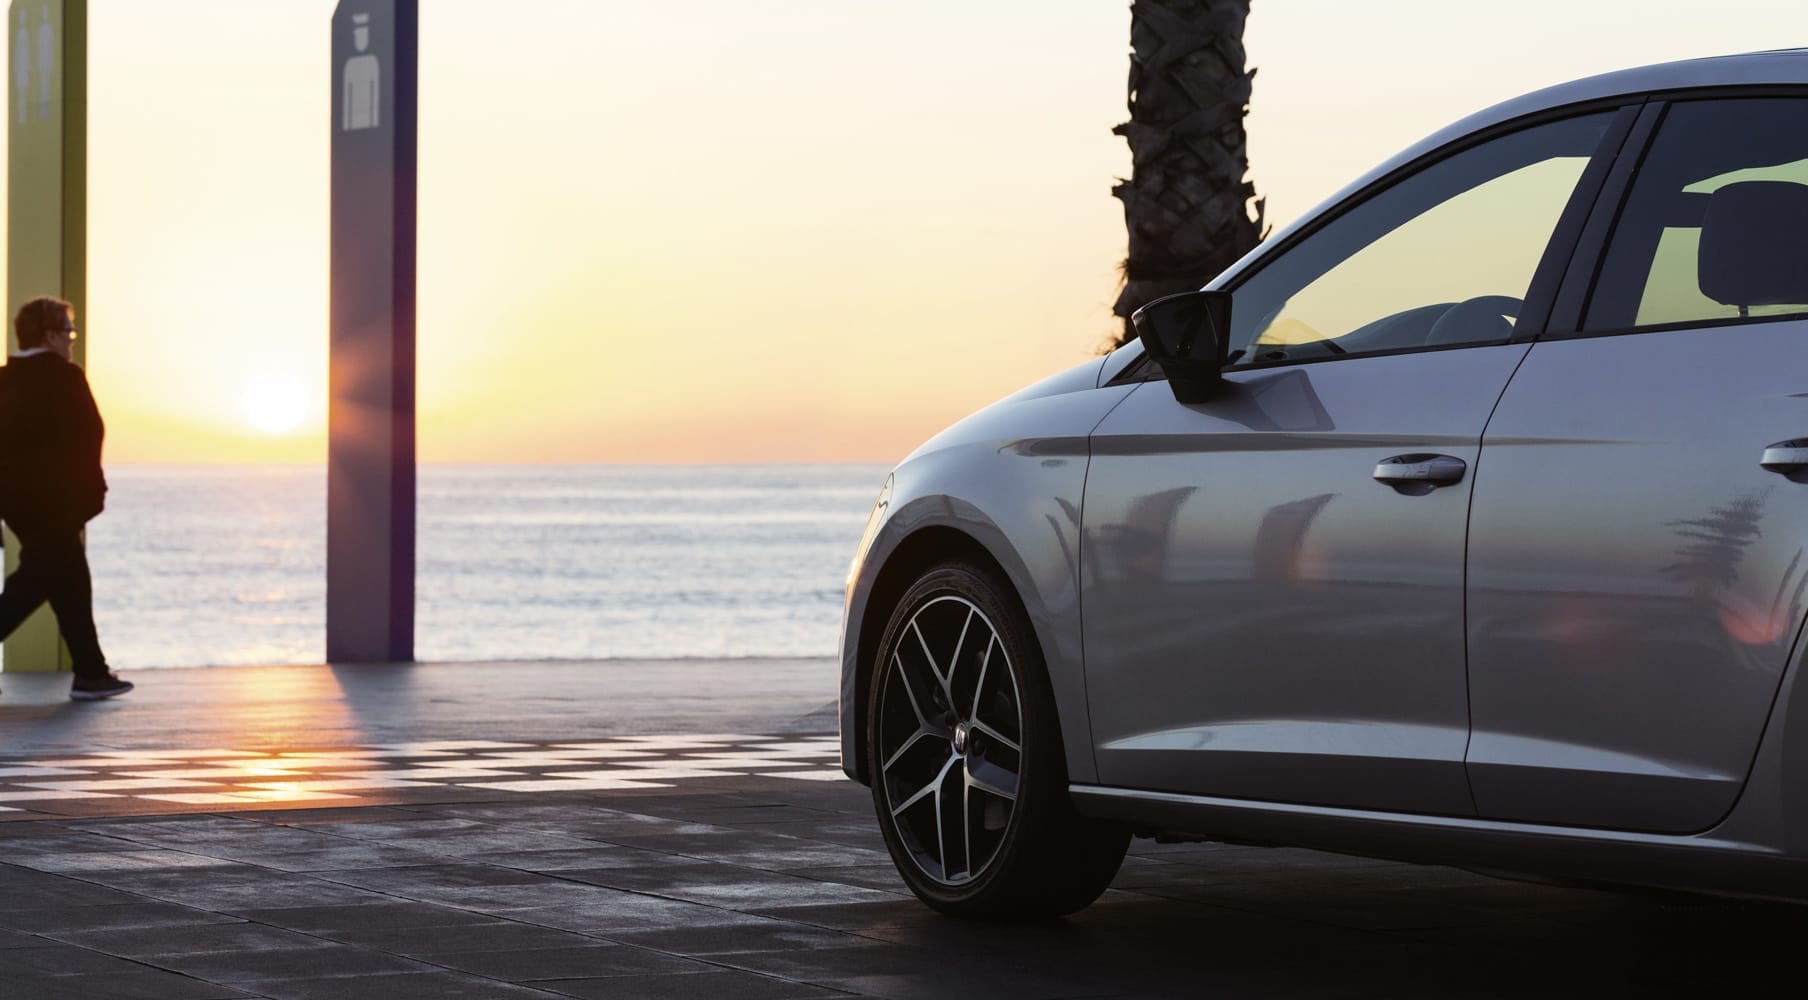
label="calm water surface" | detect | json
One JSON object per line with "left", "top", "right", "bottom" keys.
{"left": 82, "top": 464, "right": 888, "bottom": 669}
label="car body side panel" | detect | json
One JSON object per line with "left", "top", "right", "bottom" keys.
{"left": 838, "top": 357, "right": 1133, "bottom": 786}
{"left": 1466, "top": 322, "right": 1808, "bottom": 833}
{"left": 1068, "top": 603, "right": 1808, "bottom": 893}
{"left": 1082, "top": 344, "right": 1531, "bottom": 815}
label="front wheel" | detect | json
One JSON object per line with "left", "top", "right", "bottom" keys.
{"left": 868, "top": 561, "right": 1128, "bottom": 918}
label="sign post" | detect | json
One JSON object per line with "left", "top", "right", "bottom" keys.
{"left": 4, "top": 0, "right": 84, "bottom": 673}
{"left": 328, "top": 0, "right": 416, "bottom": 663}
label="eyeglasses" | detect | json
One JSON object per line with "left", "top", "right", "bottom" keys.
{"left": 50, "top": 327, "right": 76, "bottom": 340}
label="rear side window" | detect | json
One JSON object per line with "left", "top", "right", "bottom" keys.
{"left": 1584, "top": 98, "right": 1808, "bottom": 332}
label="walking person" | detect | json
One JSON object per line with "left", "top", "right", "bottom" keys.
{"left": 0, "top": 297, "right": 129, "bottom": 700}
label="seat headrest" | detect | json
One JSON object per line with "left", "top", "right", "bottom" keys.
{"left": 1698, "top": 181, "right": 1808, "bottom": 309}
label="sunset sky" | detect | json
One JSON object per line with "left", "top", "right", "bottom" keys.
{"left": 7, "top": 0, "right": 1807, "bottom": 464}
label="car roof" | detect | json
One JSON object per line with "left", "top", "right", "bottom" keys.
{"left": 1205, "top": 48, "right": 1808, "bottom": 292}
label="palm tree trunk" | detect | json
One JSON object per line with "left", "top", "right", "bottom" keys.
{"left": 1112, "top": 0, "right": 1265, "bottom": 348}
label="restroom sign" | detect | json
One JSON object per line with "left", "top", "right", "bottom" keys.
{"left": 342, "top": 12, "right": 379, "bottom": 130}
{"left": 11, "top": 2, "right": 56, "bottom": 124}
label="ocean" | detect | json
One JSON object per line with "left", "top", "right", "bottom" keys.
{"left": 80, "top": 464, "right": 890, "bottom": 669}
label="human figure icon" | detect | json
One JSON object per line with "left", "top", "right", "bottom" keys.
{"left": 342, "top": 12, "right": 379, "bottom": 131}
{"left": 34, "top": 3, "right": 51, "bottom": 122}
{"left": 13, "top": 9, "right": 27, "bottom": 125}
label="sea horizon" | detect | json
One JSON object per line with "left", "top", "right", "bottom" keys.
{"left": 77, "top": 463, "right": 890, "bottom": 671}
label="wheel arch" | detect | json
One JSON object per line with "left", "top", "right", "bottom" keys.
{"left": 849, "top": 525, "right": 1018, "bottom": 785}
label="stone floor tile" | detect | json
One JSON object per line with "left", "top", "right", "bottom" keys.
{"left": 300, "top": 817, "right": 491, "bottom": 840}
{"left": 541, "top": 969, "right": 847, "bottom": 1000}
{"left": 232, "top": 806, "right": 427, "bottom": 825}
{"left": 97, "top": 870, "right": 393, "bottom": 911}
{"left": 603, "top": 917, "right": 867, "bottom": 956}
{"left": 464, "top": 845, "right": 672, "bottom": 872}
{"left": 246, "top": 970, "right": 568, "bottom": 999}
{"left": 781, "top": 863, "right": 910, "bottom": 893}
{"left": 315, "top": 861, "right": 551, "bottom": 892}
{"left": 0, "top": 878, "right": 149, "bottom": 910}
{"left": 369, "top": 830, "right": 607, "bottom": 858}
{"left": 638, "top": 804, "right": 839, "bottom": 827}
{"left": 0, "top": 900, "right": 245, "bottom": 934}
{"left": 234, "top": 900, "right": 503, "bottom": 933}
{"left": 0, "top": 970, "right": 257, "bottom": 1000}
{"left": 148, "top": 944, "right": 437, "bottom": 983}
{"left": 602, "top": 832, "right": 891, "bottom": 870}
{"left": 419, "top": 943, "right": 712, "bottom": 981}
{"left": 321, "top": 918, "right": 602, "bottom": 954}
{"left": 94, "top": 827, "right": 355, "bottom": 854}
{"left": 497, "top": 895, "right": 769, "bottom": 934}
{"left": 739, "top": 899, "right": 943, "bottom": 932}
{"left": 0, "top": 830, "right": 142, "bottom": 854}
{"left": 0, "top": 942, "right": 156, "bottom": 976}
{"left": 424, "top": 880, "right": 662, "bottom": 911}
{"left": 6, "top": 849, "right": 239, "bottom": 873}
{"left": 715, "top": 943, "right": 1117, "bottom": 999}
{"left": 570, "top": 865, "right": 901, "bottom": 909}
{"left": 216, "top": 843, "right": 441, "bottom": 873}
{"left": 54, "top": 919, "right": 336, "bottom": 957}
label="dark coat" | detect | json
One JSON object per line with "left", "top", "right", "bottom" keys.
{"left": 0, "top": 351, "right": 106, "bottom": 524}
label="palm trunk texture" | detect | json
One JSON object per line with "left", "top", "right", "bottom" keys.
{"left": 1112, "top": 0, "right": 1265, "bottom": 348}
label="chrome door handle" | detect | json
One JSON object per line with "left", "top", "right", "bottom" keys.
{"left": 1374, "top": 454, "right": 1467, "bottom": 496}
{"left": 1761, "top": 439, "right": 1808, "bottom": 475}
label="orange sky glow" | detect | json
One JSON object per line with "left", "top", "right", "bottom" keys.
{"left": 4, "top": 0, "right": 1804, "bottom": 464}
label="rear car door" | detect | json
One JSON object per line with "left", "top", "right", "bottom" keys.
{"left": 1083, "top": 110, "right": 1629, "bottom": 813}
{"left": 1466, "top": 96, "right": 1808, "bottom": 833}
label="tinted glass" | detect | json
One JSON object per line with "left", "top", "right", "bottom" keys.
{"left": 1229, "top": 114, "right": 1612, "bottom": 365}
{"left": 1585, "top": 98, "right": 1808, "bottom": 332}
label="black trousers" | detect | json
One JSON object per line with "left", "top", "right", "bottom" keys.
{"left": 0, "top": 516, "right": 107, "bottom": 677}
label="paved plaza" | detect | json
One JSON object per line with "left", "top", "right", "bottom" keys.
{"left": 1, "top": 661, "right": 1804, "bottom": 997}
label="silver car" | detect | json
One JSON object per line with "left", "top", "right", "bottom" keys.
{"left": 839, "top": 49, "right": 1808, "bottom": 917}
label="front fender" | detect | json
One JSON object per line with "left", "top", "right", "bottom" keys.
{"left": 839, "top": 358, "right": 1135, "bottom": 785}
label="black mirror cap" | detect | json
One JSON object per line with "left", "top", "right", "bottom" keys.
{"left": 1132, "top": 290, "right": 1232, "bottom": 404}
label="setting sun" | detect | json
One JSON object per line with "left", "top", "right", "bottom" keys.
{"left": 242, "top": 374, "right": 309, "bottom": 434}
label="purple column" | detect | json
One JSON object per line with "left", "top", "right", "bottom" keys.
{"left": 327, "top": 0, "right": 416, "bottom": 662}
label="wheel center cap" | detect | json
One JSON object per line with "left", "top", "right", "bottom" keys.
{"left": 953, "top": 724, "right": 970, "bottom": 755}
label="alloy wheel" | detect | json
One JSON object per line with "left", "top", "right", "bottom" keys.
{"left": 875, "top": 594, "right": 1024, "bottom": 886}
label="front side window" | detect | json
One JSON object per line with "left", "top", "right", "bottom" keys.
{"left": 1228, "top": 114, "right": 1614, "bottom": 365}
{"left": 1584, "top": 98, "right": 1808, "bottom": 332}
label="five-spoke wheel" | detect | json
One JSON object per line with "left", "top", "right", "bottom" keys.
{"left": 876, "top": 593, "right": 1023, "bottom": 886}
{"left": 868, "top": 561, "right": 1129, "bottom": 917}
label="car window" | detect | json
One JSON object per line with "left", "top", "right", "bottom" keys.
{"left": 1227, "top": 113, "right": 1614, "bottom": 366}
{"left": 1584, "top": 99, "right": 1808, "bottom": 332}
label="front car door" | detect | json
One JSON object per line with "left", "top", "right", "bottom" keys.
{"left": 1083, "top": 110, "right": 1627, "bottom": 813}
{"left": 1466, "top": 96, "right": 1808, "bottom": 833}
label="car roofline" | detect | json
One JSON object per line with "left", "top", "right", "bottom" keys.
{"left": 1203, "top": 48, "right": 1808, "bottom": 293}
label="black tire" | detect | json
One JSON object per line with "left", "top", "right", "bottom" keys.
{"left": 867, "top": 560, "right": 1129, "bottom": 918}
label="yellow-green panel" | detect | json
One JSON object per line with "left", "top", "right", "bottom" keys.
{"left": 4, "top": 0, "right": 84, "bottom": 673}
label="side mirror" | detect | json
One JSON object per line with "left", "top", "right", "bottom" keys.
{"left": 1132, "top": 290, "right": 1232, "bottom": 404}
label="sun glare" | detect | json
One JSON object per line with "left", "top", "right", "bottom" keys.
{"left": 242, "top": 374, "right": 309, "bottom": 434}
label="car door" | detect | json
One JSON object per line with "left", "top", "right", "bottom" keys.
{"left": 1466, "top": 96, "right": 1808, "bottom": 834}
{"left": 1083, "top": 110, "right": 1629, "bottom": 814}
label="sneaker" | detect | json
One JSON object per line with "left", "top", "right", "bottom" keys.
{"left": 70, "top": 673, "right": 133, "bottom": 701}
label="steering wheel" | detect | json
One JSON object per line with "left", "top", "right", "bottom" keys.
{"left": 1423, "top": 295, "right": 1522, "bottom": 347}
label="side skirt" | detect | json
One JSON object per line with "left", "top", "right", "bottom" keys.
{"left": 1071, "top": 784, "right": 1808, "bottom": 902}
